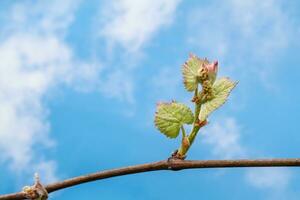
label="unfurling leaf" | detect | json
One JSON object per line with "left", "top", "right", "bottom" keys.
{"left": 199, "top": 78, "right": 237, "bottom": 122}
{"left": 155, "top": 102, "right": 194, "bottom": 138}
{"left": 182, "top": 54, "right": 209, "bottom": 91}
{"left": 204, "top": 61, "right": 218, "bottom": 84}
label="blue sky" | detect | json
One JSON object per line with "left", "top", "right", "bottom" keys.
{"left": 1, "top": 0, "right": 300, "bottom": 199}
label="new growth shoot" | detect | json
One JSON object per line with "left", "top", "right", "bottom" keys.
{"left": 154, "top": 54, "right": 237, "bottom": 159}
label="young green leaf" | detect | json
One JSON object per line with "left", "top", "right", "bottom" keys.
{"left": 199, "top": 78, "right": 237, "bottom": 122}
{"left": 182, "top": 54, "right": 209, "bottom": 91}
{"left": 155, "top": 102, "right": 194, "bottom": 138}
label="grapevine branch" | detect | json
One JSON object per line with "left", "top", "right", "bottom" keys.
{"left": 1, "top": 158, "right": 300, "bottom": 200}
{"left": 0, "top": 55, "right": 292, "bottom": 199}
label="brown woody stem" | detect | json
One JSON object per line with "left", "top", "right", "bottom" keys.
{"left": 1, "top": 158, "right": 300, "bottom": 200}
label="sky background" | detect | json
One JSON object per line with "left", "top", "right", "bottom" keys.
{"left": 1, "top": 0, "right": 300, "bottom": 199}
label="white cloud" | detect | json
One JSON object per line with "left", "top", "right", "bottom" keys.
{"left": 202, "top": 117, "right": 245, "bottom": 159}
{"left": 188, "top": 0, "right": 291, "bottom": 58}
{"left": 0, "top": 0, "right": 100, "bottom": 183}
{"left": 0, "top": 33, "right": 97, "bottom": 169}
{"left": 1, "top": 0, "right": 183, "bottom": 182}
{"left": 151, "top": 67, "right": 182, "bottom": 99}
{"left": 95, "top": 0, "right": 182, "bottom": 105}
{"left": 230, "top": 0, "right": 290, "bottom": 58}
{"left": 33, "top": 160, "right": 58, "bottom": 184}
{"left": 187, "top": 0, "right": 293, "bottom": 87}
{"left": 201, "top": 117, "right": 292, "bottom": 192}
{"left": 0, "top": 0, "right": 182, "bottom": 181}
{"left": 246, "top": 168, "right": 291, "bottom": 190}
{"left": 7, "top": 0, "right": 81, "bottom": 35}
{"left": 99, "top": 69, "right": 135, "bottom": 104}
{"left": 99, "top": 0, "right": 181, "bottom": 52}
{"left": 187, "top": 0, "right": 295, "bottom": 192}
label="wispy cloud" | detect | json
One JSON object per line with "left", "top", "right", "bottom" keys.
{"left": 6, "top": 0, "right": 81, "bottom": 35}
{"left": 187, "top": 0, "right": 294, "bottom": 89}
{"left": 187, "top": 0, "right": 295, "bottom": 192}
{"left": 202, "top": 117, "right": 246, "bottom": 159}
{"left": 246, "top": 167, "right": 291, "bottom": 190}
{"left": 0, "top": 0, "right": 182, "bottom": 184}
{"left": 98, "top": 0, "right": 181, "bottom": 52}
{"left": 0, "top": 0, "right": 99, "bottom": 184}
{"left": 99, "top": 69, "right": 135, "bottom": 104}
{"left": 95, "top": 0, "right": 182, "bottom": 104}
{"left": 151, "top": 67, "right": 182, "bottom": 100}
{"left": 201, "top": 117, "right": 292, "bottom": 194}
{"left": 32, "top": 160, "right": 58, "bottom": 184}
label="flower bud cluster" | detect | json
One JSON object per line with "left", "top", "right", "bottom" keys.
{"left": 197, "top": 60, "right": 218, "bottom": 102}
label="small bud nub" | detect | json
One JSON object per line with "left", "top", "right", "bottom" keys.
{"left": 22, "top": 173, "right": 48, "bottom": 200}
